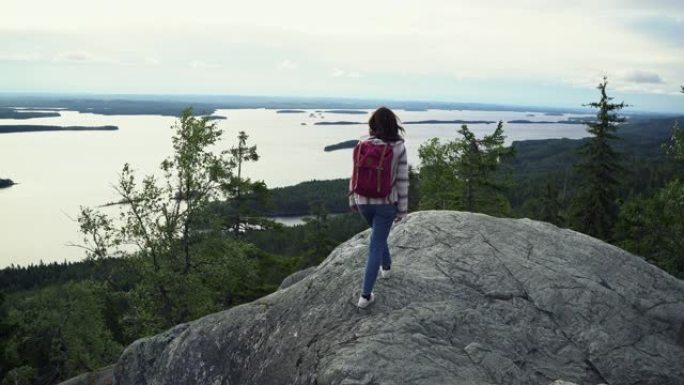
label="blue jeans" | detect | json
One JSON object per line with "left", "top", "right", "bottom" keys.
{"left": 358, "top": 204, "right": 396, "bottom": 296}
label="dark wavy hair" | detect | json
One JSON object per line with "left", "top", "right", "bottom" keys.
{"left": 368, "top": 107, "right": 404, "bottom": 142}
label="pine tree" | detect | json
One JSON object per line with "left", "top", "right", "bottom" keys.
{"left": 571, "top": 77, "right": 626, "bottom": 240}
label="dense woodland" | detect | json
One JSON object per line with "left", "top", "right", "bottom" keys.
{"left": 1, "top": 82, "right": 683, "bottom": 385}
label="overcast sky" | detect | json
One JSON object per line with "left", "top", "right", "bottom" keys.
{"left": 2, "top": 0, "right": 683, "bottom": 112}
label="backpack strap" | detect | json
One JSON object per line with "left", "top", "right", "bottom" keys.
{"left": 355, "top": 142, "right": 365, "bottom": 191}
{"left": 376, "top": 143, "right": 389, "bottom": 193}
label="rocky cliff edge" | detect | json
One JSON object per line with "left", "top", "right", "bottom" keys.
{"left": 112, "top": 211, "right": 684, "bottom": 385}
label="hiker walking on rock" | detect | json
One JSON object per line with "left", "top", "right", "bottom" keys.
{"left": 349, "top": 107, "right": 409, "bottom": 308}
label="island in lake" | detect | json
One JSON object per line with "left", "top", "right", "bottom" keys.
{"left": 324, "top": 140, "right": 358, "bottom": 152}
{"left": 0, "top": 108, "right": 61, "bottom": 119}
{"left": 0, "top": 125, "right": 119, "bottom": 134}
{"left": 204, "top": 115, "right": 227, "bottom": 121}
{"left": 403, "top": 119, "right": 496, "bottom": 124}
{"left": 323, "top": 110, "right": 367, "bottom": 115}
{"left": 507, "top": 119, "right": 587, "bottom": 125}
{"left": 0, "top": 178, "right": 15, "bottom": 189}
{"left": 314, "top": 121, "right": 363, "bottom": 125}
{"left": 276, "top": 110, "right": 307, "bottom": 114}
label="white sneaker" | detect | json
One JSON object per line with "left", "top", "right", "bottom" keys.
{"left": 357, "top": 293, "right": 375, "bottom": 308}
{"left": 379, "top": 267, "right": 391, "bottom": 279}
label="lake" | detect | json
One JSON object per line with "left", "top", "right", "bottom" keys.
{"left": 0, "top": 108, "right": 591, "bottom": 267}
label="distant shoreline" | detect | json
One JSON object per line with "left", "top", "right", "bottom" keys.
{"left": 1, "top": 94, "right": 615, "bottom": 117}
{"left": 404, "top": 119, "right": 496, "bottom": 124}
{"left": 507, "top": 119, "right": 587, "bottom": 125}
{"left": 0, "top": 125, "right": 119, "bottom": 134}
{"left": 0, "top": 108, "right": 61, "bottom": 120}
{"left": 314, "top": 121, "right": 362, "bottom": 125}
{"left": 322, "top": 110, "right": 367, "bottom": 115}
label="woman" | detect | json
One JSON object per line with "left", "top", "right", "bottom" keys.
{"left": 349, "top": 107, "right": 409, "bottom": 308}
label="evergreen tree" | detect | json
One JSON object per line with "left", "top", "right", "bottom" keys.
{"left": 539, "top": 181, "right": 565, "bottom": 226}
{"left": 222, "top": 131, "right": 272, "bottom": 237}
{"left": 0, "top": 291, "right": 16, "bottom": 383}
{"left": 614, "top": 84, "right": 683, "bottom": 277}
{"left": 418, "top": 122, "right": 514, "bottom": 215}
{"left": 301, "top": 202, "right": 337, "bottom": 267}
{"left": 570, "top": 78, "right": 626, "bottom": 239}
{"left": 416, "top": 137, "right": 462, "bottom": 209}
{"left": 614, "top": 180, "right": 684, "bottom": 277}
{"left": 2, "top": 282, "right": 121, "bottom": 384}
{"left": 407, "top": 165, "right": 421, "bottom": 212}
{"left": 662, "top": 120, "right": 684, "bottom": 161}
{"left": 662, "top": 86, "right": 683, "bottom": 162}
{"left": 1, "top": 366, "right": 36, "bottom": 385}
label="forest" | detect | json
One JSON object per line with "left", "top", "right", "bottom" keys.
{"left": 0, "top": 82, "right": 682, "bottom": 385}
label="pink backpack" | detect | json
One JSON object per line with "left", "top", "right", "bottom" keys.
{"left": 351, "top": 140, "right": 394, "bottom": 198}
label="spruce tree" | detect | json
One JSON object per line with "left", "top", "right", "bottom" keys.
{"left": 457, "top": 122, "right": 513, "bottom": 214}
{"left": 539, "top": 181, "right": 565, "bottom": 226}
{"left": 662, "top": 86, "right": 684, "bottom": 161}
{"left": 571, "top": 77, "right": 626, "bottom": 239}
{"left": 418, "top": 122, "right": 514, "bottom": 215}
{"left": 301, "top": 202, "right": 336, "bottom": 267}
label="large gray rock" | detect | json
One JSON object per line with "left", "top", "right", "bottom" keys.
{"left": 113, "top": 211, "right": 684, "bottom": 385}
{"left": 58, "top": 365, "right": 114, "bottom": 385}
{"left": 278, "top": 266, "right": 316, "bottom": 290}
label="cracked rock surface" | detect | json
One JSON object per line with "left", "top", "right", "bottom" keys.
{"left": 113, "top": 211, "right": 684, "bottom": 385}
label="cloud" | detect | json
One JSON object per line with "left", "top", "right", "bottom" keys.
{"left": 277, "top": 59, "right": 298, "bottom": 70}
{"left": 564, "top": 71, "right": 677, "bottom": 96}
{"left": 1, "top": 0, "right": 682, "bottom": 110}
{"left": 619, "top": 70, "right": 665, "bottom": 84}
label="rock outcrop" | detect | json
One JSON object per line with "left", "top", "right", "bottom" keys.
{"left": 58, "top": 365, "right": 113, "bottom": 385}
{"left": 113, "top": 211, "right": 684, "bottom": 385}
{"left": 278, "top": 266, "right": 316, "bottom": 290}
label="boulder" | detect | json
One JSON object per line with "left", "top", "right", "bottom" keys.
{"left": 114, "top": 211, "right": 684, "bottom": 385}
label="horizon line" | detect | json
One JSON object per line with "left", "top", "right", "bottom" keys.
{"left": 0, "top": 91, "right": 679, "bottom": 116}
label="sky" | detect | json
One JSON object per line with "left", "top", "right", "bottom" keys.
{"left": 1, "top": 0, "right": 683, "bottom": 112}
